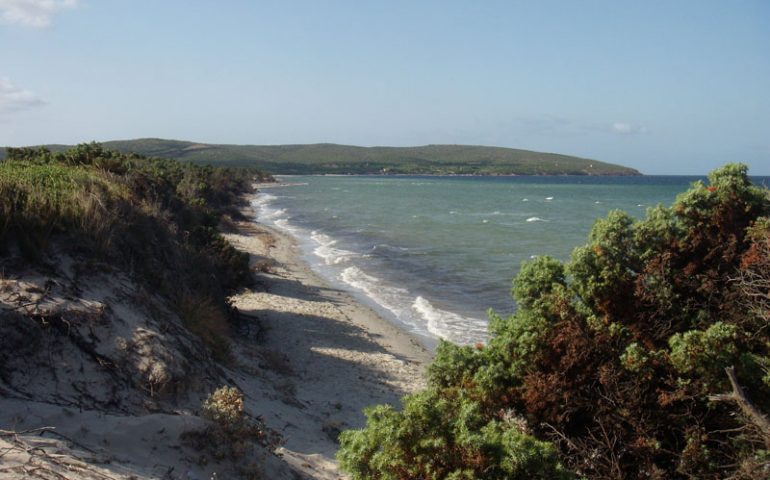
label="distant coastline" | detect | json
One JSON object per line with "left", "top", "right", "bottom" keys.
{"left": 0, "top": 138, "right": 641, "bottom": 176}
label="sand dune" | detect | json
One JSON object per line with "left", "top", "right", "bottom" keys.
{"left": 0, "top": 192, "right": 430, "bottom": 479}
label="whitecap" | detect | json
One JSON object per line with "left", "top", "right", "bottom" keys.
{"left": 274, "top": 218, "right": 290, "bottom": 229}
{"left": 526, "top": 217, "right": 545, "bottom": 222}
{"left": 340, "top": 266, "right": 410, "bottom": 318}
{"left": 412, "top": 296, "right": 487, "bottom": 345}
{"left": 263, "top": 208, "right": 287, "bottom": 219}
{"left": 311, "top": 232, "right": 357, "bottom": 265}
{"left": 545, "top": 196, "right": 554, "bottom": 201}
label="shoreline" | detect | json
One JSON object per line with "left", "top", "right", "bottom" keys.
{"left": 251, "top": 181, "right": 494, "bottom": 348}
{"left": 222, "top": 195, "right": 432, "bottom": 477}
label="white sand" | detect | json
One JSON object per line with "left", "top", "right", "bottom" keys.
{"left": 223, "top": 200, "right": 431, "bottom": 478}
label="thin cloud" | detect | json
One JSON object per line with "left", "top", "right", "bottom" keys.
{"left": 0, "top": 77, "right": 46, "bottom": 113}
{"left": 611, "top": 122, "right": 648, "bottom": 135}
{"left": 0, "top": 0, "right": 77, "bottom": 28}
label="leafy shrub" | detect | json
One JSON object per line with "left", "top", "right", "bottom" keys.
{"left": 0, "top": 144, "right": 260, "bottom": 359}
{"left": 338, "top": 389, "right": 573, "bottom": 480}
{"left": 338, "top": 164, "right": 770, "bottom": 479}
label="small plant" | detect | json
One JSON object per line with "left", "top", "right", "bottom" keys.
{"left": 202, "top": 386, "right": 245, "bottom": 428}
{"left": 252, "top": 259, "right": 275, "bottom": 274}
{"left": 183, "top": 386, "right": 281, "bottom": 474}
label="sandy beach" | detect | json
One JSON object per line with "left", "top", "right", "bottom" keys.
{"left": 0, "top": 190, "right": 431, "bottom": 479}
{"left": 222, "top": 196, "right": 432, "bottom": 477}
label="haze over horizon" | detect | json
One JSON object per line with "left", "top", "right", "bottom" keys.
{"left": 1, "top": 0, "right": 768, "bottom": 175}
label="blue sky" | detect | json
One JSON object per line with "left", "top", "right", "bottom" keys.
{"left": 1, "top": 1, "right": 768, "bottom": 174}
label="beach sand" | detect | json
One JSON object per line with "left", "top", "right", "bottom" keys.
{"left": 223, "top": 197, "right": 431, "bottom": 477}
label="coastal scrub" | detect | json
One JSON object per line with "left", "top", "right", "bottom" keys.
{"left": 338, "top": 164, "right": 770, "bottom": 479}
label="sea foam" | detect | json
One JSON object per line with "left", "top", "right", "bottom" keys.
{"left": 412, "top": 296, "right": 488, "bottom": 344}
{"left": 340, "top": 266, "right": 410, "bottom": 319}
{"left": 311, "top": 231, "right": 357, "bottom": 265}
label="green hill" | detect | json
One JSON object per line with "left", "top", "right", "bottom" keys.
{"left": 1, "top": 138, "right": 641, "bottom": 176}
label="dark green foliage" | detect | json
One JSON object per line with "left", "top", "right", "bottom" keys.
{"left": 2, "top": 139, "right": 640, "bottom": 176}
{"left": 0, "top": 144, "right": 260, "bottom": 359}
{"left": 338, "top": 163, "right": 770, "bottom": 479}
{"left": 338, "top": 389, "right": 574, "bottom": 480}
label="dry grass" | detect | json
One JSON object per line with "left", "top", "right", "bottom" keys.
{"left": 182, "top": 386, "right": 282, "bottom": 478}
{"left": 258, "top": 347, "right": 295, "bottom": 376}
{"left": 252, "top": 258, "right": 276, "bottom": 274}
{"left": 174, "top": 292, "right": 232, "bottom": 363}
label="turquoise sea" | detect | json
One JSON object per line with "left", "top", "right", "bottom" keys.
{"left": 253, "top": 175, "right": 770, "bottom": 348}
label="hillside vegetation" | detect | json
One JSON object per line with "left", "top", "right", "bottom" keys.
{"left": 1, "top": 138, "right": 641, "bottom": 176}
{"left": 0, "top": 142, "right": 270, "bottom": 359}
{"left": 338, "top": 164, "right": 770, "bottom": 479}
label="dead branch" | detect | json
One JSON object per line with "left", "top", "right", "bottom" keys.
{"left": 709, "top": 366, "right": 770, "bottom": 448}
{"left": 0, "top": 426, "right": 56, "bottom": 437}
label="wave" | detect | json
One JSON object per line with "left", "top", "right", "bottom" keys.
{"left": 253, "top": 194, "right": 289, "bottom": 224}
{"left": 372, "top": 243, "right": 411, "bottom": 253}
{"left": 412, "top": 296, "right": 488, "bottom": 345}
{"left": 311, "top": 231, "right": 357, "bottom": 265}
{"left": 263, "top": 208, "right": 287, "bottom": 219}
{"left": 340, "top": 266, "right": 411, "bottom": 319}
{"left": 251, "top": 192, "right": 277, "bottom": 208}
{"left": 526, "top": 217, "right": 545, "bottom": 222}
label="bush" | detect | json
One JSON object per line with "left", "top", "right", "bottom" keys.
{"left": 338, "top": 164, "right": 770, "bottom": 479}
{"left": 0, "top": 144, "right": 261, "bottom": 360}
{"left": 202, "top": 386, "right": 245, "bottom": 427}
{"left": 183, "top": 386, "right": 282, "bottom": 477}
{"left": 338, "top": 388, "right": 573, "bottom": 480}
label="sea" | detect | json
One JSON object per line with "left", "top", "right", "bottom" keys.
{"left": 252, "top": 175, "right": 770, "bottom": 349}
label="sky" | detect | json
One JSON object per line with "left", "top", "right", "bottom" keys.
{"left": 1, "top": 1, "right": 768, "bottom": 175}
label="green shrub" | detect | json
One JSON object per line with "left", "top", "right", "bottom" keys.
{"left": 0, "top": 144, "right": 260, "bottom": 361}
{"left": 338, "top": 164, "right": 770, "bottom": 479}
{"left": 338, "top": 389, "right": 573, "bottom": 480}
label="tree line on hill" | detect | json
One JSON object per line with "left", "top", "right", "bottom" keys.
{"left": 2, "top": 139, "right": 642, "bottom": 176}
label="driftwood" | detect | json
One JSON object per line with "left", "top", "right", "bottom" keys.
{"left": 709, "top": 366, "right": 770, "bottom": 448}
